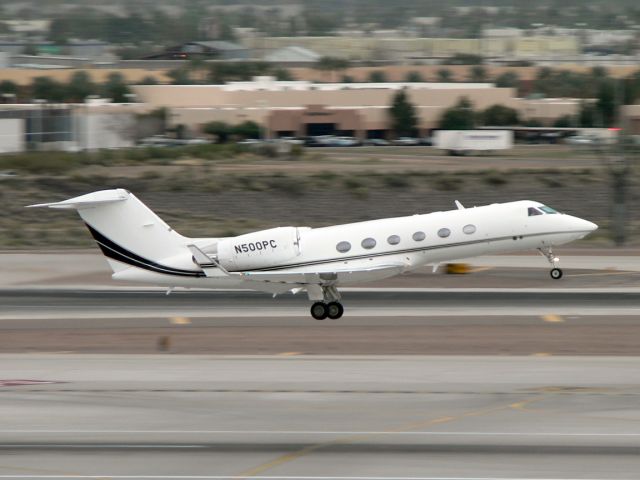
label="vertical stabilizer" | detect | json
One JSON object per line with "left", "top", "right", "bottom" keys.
{"left": 29, "top": 189, "right": 196, "bottom": 275}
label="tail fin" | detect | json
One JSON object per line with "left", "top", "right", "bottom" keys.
{"left": 29, "top": 189, "right": 197, "bottom": 275}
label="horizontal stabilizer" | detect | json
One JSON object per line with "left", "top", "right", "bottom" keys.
{"left": 187, "top": 244, "right": 231, "bottom": 277}
{"left": 27, "top": 189, "right": 129, "bottom": 210}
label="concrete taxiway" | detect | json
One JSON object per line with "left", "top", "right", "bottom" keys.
{"left": 1, "top": 355, "right": 640, "bottom": 479}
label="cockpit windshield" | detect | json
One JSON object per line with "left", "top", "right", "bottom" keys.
{"left": 528, "top": 205, "right": 559, "bottom": 216}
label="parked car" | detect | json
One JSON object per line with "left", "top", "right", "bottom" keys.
{"left": 392, "top": 137, "right": 420, "bottom": 146}
{"left": 566, "top": 135, "right": 595, "bottom": 145}
{"left": 333, "top": 136, "right": 360, "bottom": 147}
{"left": 363, "top": 138, "right": 390, "bottom": 146}
{"left": 237, "top": 138, "right": 263, "bottom": 145}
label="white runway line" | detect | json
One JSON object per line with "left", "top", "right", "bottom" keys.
{"left": 2, "top": 307, "right": 640, "bottom": 320}
{"left": 2, "top": 430, "right": 640, "bottom": 437}
{"left": 0, "top": 476, "right": 635, "bottom": 480}
{"left": 0, "top": 444, "right": 204, "bottom": 449}
{"left": 0, "top": 477, "right": 636, "bottom": 480}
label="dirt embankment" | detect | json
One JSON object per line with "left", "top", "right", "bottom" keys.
{"left": 2, "top": 164, "right": 635, "bottom": 248}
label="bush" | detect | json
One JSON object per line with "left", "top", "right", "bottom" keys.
{"left": 482, "top": 172, "right": 508, "bottom": 186}
{"left": 381, "top": 174, "right": 410, "bottom": 189}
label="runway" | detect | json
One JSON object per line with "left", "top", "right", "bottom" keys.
{"left": 1, "top": 355, "right": 640, "bottom": 479}
{"left": 1, "top": 253, "right": 639, "bottom": 478}
{"left": 0, "top": 289, "right": 639, "bottom": 354}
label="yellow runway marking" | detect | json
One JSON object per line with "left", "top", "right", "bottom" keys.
{"left": 276, "top": 352, "right": 302, "bottom": 357}
{"left": 542, "top": 314, "right": 564, "bottom": 323}
{"left": 237, "top": 396, "right": 545, "bottom": 478}
{"left": 532, "top": 352, "right": 553, "bottom": 357}
{"left": 169, "top": 316, "right": 191, "bottom": 325}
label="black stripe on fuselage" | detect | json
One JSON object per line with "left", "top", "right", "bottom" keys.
{"left": 85, "top": 224, "right": 205, "bottom": 277}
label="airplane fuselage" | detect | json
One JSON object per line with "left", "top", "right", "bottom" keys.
{"left": 112, "top": 200, "right": 596, "bottom": 290}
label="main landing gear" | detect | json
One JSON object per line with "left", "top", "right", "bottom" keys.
{"left": 311, "top": 301, "right": 344, "bottom": 320}
{"left": 309, "top": 285, "right": 344, "bottom": 320}
{"left": 538, "top": 247, "right": 563, "bottom": 280}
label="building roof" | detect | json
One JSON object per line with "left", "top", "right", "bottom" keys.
{"left": 264, "top": 46, "right": 320, "bottom": 63}
{"left": 190, "top": 41, "right": 246, "bottom": 51}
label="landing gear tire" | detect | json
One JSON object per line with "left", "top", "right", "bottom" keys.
{"left": 310, "top": 302, "right": 328, "bottom": 320}
{"left": 550, "top": 268, "right": 563, "bottom": 280}
{"left": 326, "top": 302, "right": 344, "bottom": 320}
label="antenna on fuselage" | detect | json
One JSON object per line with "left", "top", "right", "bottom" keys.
{"left": 454, "top": 200, "right": 465, "bottom": 210}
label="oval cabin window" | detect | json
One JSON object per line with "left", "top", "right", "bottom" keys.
{"left": 387, "top": 235, "right": 401, "bottom": 245}
{"left": 438, "top": 228, "right": 451, "bottom": 238}
{"left": 361, "top": 238, "right": 376, "bottom": 249}
{"left": 336, "top": 241, "right": 351, "bottom": 253}
{"left": 463, "top": 224, "right": 476, "bottom": 235}
{"left": 412, "top": 231, "right": 426, "bottom": 242}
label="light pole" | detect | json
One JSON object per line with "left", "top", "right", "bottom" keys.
{"left": 33, "top": 98, "right": 46, "bottom": 151}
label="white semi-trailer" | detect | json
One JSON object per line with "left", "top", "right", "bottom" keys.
{"left": 433, "top": 130, "right": 513, "bottom": 155}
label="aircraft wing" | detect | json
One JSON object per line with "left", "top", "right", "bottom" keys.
{"left": 239, "top": 263, "right": 406, "bottom": 285}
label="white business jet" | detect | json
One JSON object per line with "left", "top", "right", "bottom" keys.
{"left": 29, "top": 189, "right": 597, "bottom": 320}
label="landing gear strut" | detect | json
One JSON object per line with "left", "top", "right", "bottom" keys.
{"left": 538, "top": 247, "right": 563, "bottom": 280}
{"left": 308, "top": 285, "right": 345, "bottom": 320}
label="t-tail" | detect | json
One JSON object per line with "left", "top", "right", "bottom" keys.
{"left": 28, "top": 189, "right": 206, "bottom": 278}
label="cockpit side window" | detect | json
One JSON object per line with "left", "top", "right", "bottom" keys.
{"left": 528, "top": 207, "right": 543, "bottom": 216}
{"left": 540, "top": 206, "right": 558, "bottom": 214}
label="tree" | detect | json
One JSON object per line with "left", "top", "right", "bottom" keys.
{"left": 481, "top": 104, "right": 519, "bottom": 126}
{"left": 438, "top": 97, "right": 476, "bottom": 130}
{"left": 203, "top": 121, "right": 231, "bottom": 142}
{"left": 187, "top": 58, "right": 209, "bottom": 84}
{"left": 389, "top": 89, "right": 418, "bottom": 137}
{"left": 553, "top": 115, "right": 574, "bottom": 128}
{"left": 405, "top": 71, "right": 424, "bottom": 83}
{"left": 167, "top": 68, "right": 192, "bottom": 85}
{"left": 67, "top": 71, "right": 96, "bottom": 102}
{"left": 30, "top": 76, "right": 65, "bottom": 102}
{"left": 494, "top": 71, "right": 519, "bottom": 88}
{"left": 578, "top": 101, "right": 598, "bottom": 128}
{"left": 314, "top": 56, "right": 350, "bottom": 82}
{"left": 274, "top": 68, "right": 294, "bottom": 81}
{"left": 442, "top": 53, "right": 483, "bottom": 65}
{"left": 101, "top": 72, "right": 131, "bottom": 103}
{"left": 596, "top": 80, "right": 617, "bottom": 127}
{"left": 0, "top": 80, "right": 18, "bottom": 97}
{"left": 139, "top": 76, "right": 159, "bottom": 85}
{"left": 231, "top": 121, "right": 261, "bottom": 139}
{"left": 368, "top": 70, "right": 388, "bottom": 83}
{"left": 436, "top": 68, "right": 453, "bottom": 82}
{"left": 468, "top": 65, "right": 488, "bottom": 83}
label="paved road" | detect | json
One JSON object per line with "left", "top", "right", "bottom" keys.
{"left": 1, "top": 355, "right": 639, "bottom": 479}
{"left": 0, "top": 289, "right": 639, "bottom": 355}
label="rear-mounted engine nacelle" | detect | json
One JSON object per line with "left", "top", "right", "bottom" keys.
{"left": 217, "top": 227, "right": 301, "bottom": 271}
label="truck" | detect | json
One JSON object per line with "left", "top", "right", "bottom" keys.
{"left": 433, "top": 130, "right": 513, "bottom": 155}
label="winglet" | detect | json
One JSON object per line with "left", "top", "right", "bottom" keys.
{"left": 454, "top": 200, "right": 465, "bottom": 210}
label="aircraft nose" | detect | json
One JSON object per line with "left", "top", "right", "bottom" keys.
{"left": 574, "top": 217, "right": 598, "bottom": 233}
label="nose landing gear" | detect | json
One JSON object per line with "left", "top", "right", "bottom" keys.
{"left": 539, "top": 247, "right": 563, "bottom": 280}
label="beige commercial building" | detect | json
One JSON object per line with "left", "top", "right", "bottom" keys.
{"left": 133, "top": 77, "right": 585, "bottom": 138}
